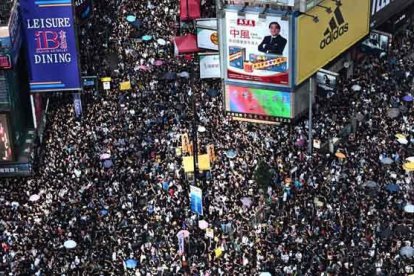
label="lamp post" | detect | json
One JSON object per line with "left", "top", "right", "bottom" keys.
{"left": 308, "top": 76, "right": 314, "bottom": 156}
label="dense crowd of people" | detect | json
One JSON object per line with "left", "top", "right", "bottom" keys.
{"left": 1, "top": 0, "right": 414, "bottom": 275}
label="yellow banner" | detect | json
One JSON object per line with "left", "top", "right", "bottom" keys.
{"left": 296, "top": 0, "right": 369, "bottom": 84}
{"left": 100, "top": 77, "right": 111, "bottom": 82}
{"left": 119, "top": 81, "right": 131, "bottom": 90}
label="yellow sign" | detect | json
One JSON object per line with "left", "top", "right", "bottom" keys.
{"left": 296, "top": 0, "right": 369, "bottom": 84}
{"left": 100, "top": 77, "right": 111, "bottom": 82}
{"left": 182, "top": 154, "right": 211, "bottom": 173}
{"left": 120, "top": 81, "right": 131, "bottom": 90}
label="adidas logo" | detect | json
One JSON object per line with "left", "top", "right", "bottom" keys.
{"left": 320, "top": 6, "right": 349, "bottom": 49}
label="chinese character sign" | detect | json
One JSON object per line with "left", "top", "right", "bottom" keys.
{"left": 224, "top": 11, "right": 290, "bottom": 86}
{"left": 20, "top": 0, "right": 81, "bottom": 92}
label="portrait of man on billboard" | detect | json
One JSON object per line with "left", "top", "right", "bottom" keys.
{"left": 258, "top": 22, "right": 287, "bottom": 55}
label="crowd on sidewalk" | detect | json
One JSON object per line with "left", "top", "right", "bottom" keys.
{"left": 1, "top": 0, "right": 414, "bottom": 275}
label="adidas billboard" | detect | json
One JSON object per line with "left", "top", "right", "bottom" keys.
{"left": 295, "top": 0, "right": 370, "bottom": 85}
{"left": 319, "top": 7, "right": 348, "bottom": 49}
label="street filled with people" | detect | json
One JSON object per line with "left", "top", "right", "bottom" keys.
{"left": 1, "top": 0, "right": 414, "bottom": 275}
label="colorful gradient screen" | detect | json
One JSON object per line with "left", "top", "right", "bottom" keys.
{"left": 225, "top": 85, "right": 291, "bottom": 118}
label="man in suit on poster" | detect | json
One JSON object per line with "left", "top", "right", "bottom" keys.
{"left": 258, "top": 22, "right": 287, "bottom": 55}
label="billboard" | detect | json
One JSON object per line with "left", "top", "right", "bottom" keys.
{"left": 199, "top": 53, "right": 220, "bottom": 79}
{"left": 0, "top": 3, "right": 22, "bottom": 68}
{"left": 0, "top": 114, "right": 13, "bottom": 162}
{"left": 371, "top": 0, "right": 414, "bottom": 28}
{"left": 224, "top": 10, "right": 290, "bottom": 86}
{"left": 225, "top": 84, "right": 291, "bottom": 121}
{"left": 196, "top": 19, "right": 218, "bottom": 51}
{"left": 296, "top": 0, "right": 370, "bottom": 85}
{"left": 316, "top": 69, "right": 338, "bottom": 96}
{"left": 20, "top": 0, "right": 81, "bottom": 92}
{"left": 361, "top": 30, "right": 392, "bottom": 55}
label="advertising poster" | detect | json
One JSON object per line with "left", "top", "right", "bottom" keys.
{"left": 225, "top": 10, "right": 290, "bottom": 86}
{"left": 197, "top": 29, "right": 219, "bottom": 51}
{"left": 296, "top": 0, "right": 370, "bottom": 85}
{"left": 190, "top": 185, "right": 203, "bottom": 215}
{"left": 20, "top": 0, "right": 81, "bottom": 92}
{"left": 361, "top": 30, "right": 392, "bottom": 55}
{"left": 0, "top": 114, "right": 13, "bottom": 162}
{"left": 316, "top": 69, "right": 338, "bottom": 96}
{"left": 225, "top": 84, "right": 291, "bottom": 119}
{"left": 199, "top": 54, "right": 221, "bottom": 79}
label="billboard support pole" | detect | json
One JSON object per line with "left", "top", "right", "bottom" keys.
{"left": 308, "top": 76, "right": 313, "bottom": 156}
{"left": 30, "top": 94, "right": 37, "bottom": 129}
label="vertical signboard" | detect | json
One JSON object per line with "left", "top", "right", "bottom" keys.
{"left": 190, "top": 185, "right": 203, "bottom": 215}
{"left": 0, "top": 114, "right": 13, "bottom": 162}
{"left": 199, "top": 53, "right": 221, "bottom": 79}
{"left": 20, "top": 0, "right": 81, "bottom": 92}
{"left": 224, "top": 10, "right": 291, "bottom": 86}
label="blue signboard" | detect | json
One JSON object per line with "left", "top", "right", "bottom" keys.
{"left": 190, "top": 185, "right": 203, "bottom": 215}
{"left": 20, "top": 0, "right": 81, "bottom": 92}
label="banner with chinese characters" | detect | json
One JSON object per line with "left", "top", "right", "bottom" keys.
{"left": 20, "top": 0, "right": 81, "bottom": 92}
{"left": 199, "top": 53, "right": 220, "bottom": 79}
{"left": 224, "top": 10, "right": 290, "bottom": 86}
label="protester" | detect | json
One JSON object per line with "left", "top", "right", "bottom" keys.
{"left": 0, "top": 0, "right": 413, "bottom": 275}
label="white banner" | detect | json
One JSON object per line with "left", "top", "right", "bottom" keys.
{"left": 199, "top": 54, "right": 221, "bottom": 79}
{"left": 197, "top": 28, "right": 219, "bottom": 51}
{"left": 103, "top": 81, "right": 110, "bottom": 90}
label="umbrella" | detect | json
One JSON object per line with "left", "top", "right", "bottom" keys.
{"left": 396, "top": 133, "right": 407, "bottom": 139}
{"left": 351, "top": 84, "right": 362, "bottom": 91}
{"left": 385, "top": 183, "right": 400, "bottom": 193}
{"left": 197, "top": 126, "right": 206, "bottom": 133}
{"left": 356, "top": 113, "right": 365, "bottom": 122}
{"left": 240, "top": 197, "right": 253, "bottom": 208}
{"left": 314, "top": 196, "right": 325, "bottom": 207}
{"left": 162, "top": 181, "right": 169, "bottom": 191}
{"left": 125, "top": 259, "right": 138, "bottom": 269}
{"left": 380, "top": 157, "right": 393, "bottom": 165}
{"left": 403, "top": 95, "right": 413, "bottom": 102}
{"left": 64, "top": 240, "right": 77, "bottom": 249}
{"left": 387, "top": 108, "right": 400, "bottom": 118}
{"left": 207, "top": 88, "right": 219, "bottom": 97}
{"left": 177, "top": 230, "right": 190, "bottom": 239}
{"left": 335, "top": 152, "right": 346, "bottom": 159}
{"left": 403, "top": 162, "right": 414, "bottom": 172}
{"left": 99, "top": 209, "right": 109, "bottom": 216}
{"left": 100, "top": 153, "right": 111, "bottom": 160}
{"left": 364, "top": 180, "right": 378, "bottom": 189}
{"left": 295, "top": 139, "right": 305, "bottom": 147}
{"left": 400, "top": 246, "right": 414, "bottom": 258}
{"left": 225, "top": 149, "right": 237, "bottom": 159}
{"left": 29, "top": 194, "right": 40, "bottom": 202}
{"left": 395, "top": 225, "right": 410, "bottom": 235}
{"left": 157, "top": 38, "right": 166, "bottom": 45}
{"left": 404, "top": 204, "right": 414, "bottom": 213}
{"left": 126, "top": 15, "right": 136, "bottom": 23}
{"left": 162, "top": 72, "right": 176, "bottom": 80}
{"left": 137, "top": 65, "right": 150, "bottom": 71}
{"left": 379, "top": 227, "right": 393, "bottom": 239}
{"left": 398, "top": 138, "right": 409, "bottom": 145}
{"left": 177, "top": 71, "right": 190, "bottom": 78}
{"left": 141, "top": 35, "right": 152, "bottom": 41}
{"left": 406, "top": 157, "right": 414, "bottom": 162}
{"left": 198, "top": 220, "right": 209, "bottom": 230}
{"left": 154, "top": 60, "right": 163, "bottom": 66}
{"left": 103, "top": 159, "right": 113, "bottom": 168}
{"left": 214, "top": 247, "right": 223, "bottom": 258}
